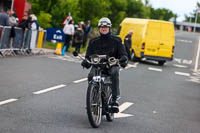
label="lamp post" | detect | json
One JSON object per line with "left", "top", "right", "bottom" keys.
{"left": 11, "top": 0, "right": 14, "bottom": 11}
{"left": 194, "top": 8, "right": 200, "bottom": 32}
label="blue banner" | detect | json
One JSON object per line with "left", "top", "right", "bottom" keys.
{"left": 46, "top": 28, "right": 66, "bottom": 42}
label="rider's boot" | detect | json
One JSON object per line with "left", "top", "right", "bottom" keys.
{"left": 111, "top": 96, "right": 119, "bottom": 113}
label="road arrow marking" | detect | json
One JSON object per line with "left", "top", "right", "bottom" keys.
{"left": 114, "top": 102, "right": 134, "bottom": 118}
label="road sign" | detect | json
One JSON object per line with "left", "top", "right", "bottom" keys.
{"left": 46, "top": 28, "right": 66, "bottom": 42}
{"left": 62, "top": 15, "right": 72, "bottom": 25}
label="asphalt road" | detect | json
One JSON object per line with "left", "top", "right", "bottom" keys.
{"left": 0, "top": 31, "right": 200, "bottom": 133}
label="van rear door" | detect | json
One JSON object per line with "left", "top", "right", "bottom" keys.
{"left": 145, "top": 22, "right": 160, "bottom": 56}
{"left": 158, "top": 23, "right": 174, "bottom": 58}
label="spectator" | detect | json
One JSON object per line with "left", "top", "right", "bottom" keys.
{"left": 63, "top": 20, "right": 75, "bottom": 52}
{"left": 82, "top": 20, "right": 92, "bottom": 48}
{"left": 30, "top": 14, "right": 39, "bottom": 30}
{"left": 8, "top": 10, "right": 17, "bottom": 26}
{"left": 73, "top": 22, "right": 84, "bottom": 53}
{"left": 124, "top": 30, "right": 133, "bottom": 59}
{"left": 17, "top": 14, "right": 31, "bottom": 31}
{"left": 0, "top": 8, "right": 10, "bottom": 26}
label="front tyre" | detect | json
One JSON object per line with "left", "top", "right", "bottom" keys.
{"left": 86, "top": 83, "right": 102, "bottom": 128}
{"left": 106, "top": 94, "right": 114, "bottom": 122}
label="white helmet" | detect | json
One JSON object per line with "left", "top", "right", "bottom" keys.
{"left": 98, "top": 17, "right": 112, "bottom": 27}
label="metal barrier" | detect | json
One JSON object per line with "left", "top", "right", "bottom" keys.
{"left": 0, "top": 25, "right": 46, "bottom": 57}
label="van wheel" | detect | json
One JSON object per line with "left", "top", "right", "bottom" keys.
{"left": 131, "top": 51, "right": 139, "bottom": 62}
{"left": 158, "top": 61, "right": 166, "bottom": 66}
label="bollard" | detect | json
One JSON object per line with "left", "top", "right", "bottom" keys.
{"left": 37, "top": 31, "right": 44, "bottom": 48}
{"left": 62, "top": 45, "right": 66, "bottom": 56}
{"left": 55, "top": 42, "right": 62, "bottom": 55}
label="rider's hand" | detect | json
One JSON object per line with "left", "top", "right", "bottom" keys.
{"left": 81, "top": 59, "right": 91, "bottom": 69}
{"left": 119, "top": 55, "right": 128, "bottom": 68}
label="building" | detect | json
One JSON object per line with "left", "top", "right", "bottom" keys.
{"left": 175, "top": 21, "right": 200, "bottom": 32}
{"left": 0, "top": 0, "right": 31, "bottom": 22}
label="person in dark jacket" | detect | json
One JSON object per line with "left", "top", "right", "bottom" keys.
{"left": 73, "top": 22, "right": 84, "bottom": 53}
{"left": 82, "top": 20, "right": 91, "bottom": 48}
{"left": 0, "top": 8, "right": 10, "bottom": 26}
{"left": 17, "top": 15, "right": 31, "bottom": 31}
{"left": 81, "top": 17, "right": 128, "bottom": 113}
{"left": 124, "top": 30, "right": 133, "bottom": 59}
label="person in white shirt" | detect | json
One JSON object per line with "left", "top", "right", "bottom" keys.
{"left": 63, "top": 20, "right": 74, "bottom": 52}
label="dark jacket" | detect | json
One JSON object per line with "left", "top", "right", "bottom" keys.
{"left": 86, "top": 34, "right": 127, "bottom": 60}
{"left": 124, "top": 34, "right": 132, "bottom": 50}
{"left": 0, "top": 12, "right": 10, "bottom": 26}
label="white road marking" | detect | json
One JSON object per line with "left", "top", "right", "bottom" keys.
{"left": 175, "top": 71, "right": 190, "bottom": 76}
{"left": 33, "top": 84, "right": 66, "bottom": 95}
{"left": 148, "top": 67, "right": 163, "bottom": 72}
{"left": 182, "top": 59, "right": 192, "bottom": 65}
{"left": 114, "top": 102, "right": 134, "bottom": 118}
{"left": 153, "top": 111, "right": 158, "bottom": 114}
{"left": 174, "top": 58, "right": 192, "bottom": 65}
{"left": 194, "top": 36, "right": 200, "bottom": 72}
{"left": 173, "top": 64, "right": 188, "bottom": 68}
{"left": 125, "top": 63, "right": 138, "bottom": 69}
{"left": 186, "top": 78, "right": 200, "bottom": 83}
{"left": 48, "top": 56, "right": 81, "bottom": 63}
{"left": 0, "top": 99, "right": 18, "bottom": 106}
{"left": 73, "top": 78, "right": 88, "bottom": 83}
{"left": 176, "top": 39, "right": 192, "bottom": 43}
{"left": 174, "top": 58, "right": 182, "bottom": 63}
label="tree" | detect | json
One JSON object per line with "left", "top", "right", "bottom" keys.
{"left": 108, "top": 0, "right": 127, "bottom": 27}
{"left": 150, "top": 8, "right": 175, "bottom": 21}
{"left": 126, "top": 0, "right": 145, "bottom": 18}
{"left": 51, "top": 0, "right": 80, "bottom": 28}
{"left": 79, "top": 0, "right": 111, "bottom": 27}
{"left": 185, "top": 2, "right": 200, "bottom": 23}
{"left": 37, "top": 11, "right": 52, "bottom": 28}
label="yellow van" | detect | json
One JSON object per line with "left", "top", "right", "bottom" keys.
{"left": 119, "top": 18, "right": 175, "bottom": 65}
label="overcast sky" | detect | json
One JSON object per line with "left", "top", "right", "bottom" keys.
{"left": 142, "top": 0, "right": 199, "bottom": 21}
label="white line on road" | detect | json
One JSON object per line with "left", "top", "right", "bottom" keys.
{"left": 173, "top": 64, "right": 188, "bottom": 68}
{"left": 174, "top": 58, "right": 192, "bottom": 65}
{"left": 33, "top": 84, "right": 66, "bottom": 95}
{"left": 73, "top": 78, "right": 88, "bottom": 83}
{"left": 148, "top": 67, "right": 163, "bottom": 72}
{"left": 176, "top": 39, "right": 192, "bottom": 43}
{"left": 0, "top": 99, "right": 18, "bottom": 106}
{"left": 194, "top": 36, "right": 200, "bottom": 72}
{"left": 114, "top": 102, "right": 134, "bottom": 118}
{"left": 175, "top": 71, "right": 190, "bottom": 76}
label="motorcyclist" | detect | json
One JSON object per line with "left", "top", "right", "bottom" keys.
{"left": 81, "top": 17, "right": 128, "bottom": 113}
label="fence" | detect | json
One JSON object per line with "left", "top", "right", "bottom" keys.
{"left": 0, "top": 25, "right": 46, "bottom": 57}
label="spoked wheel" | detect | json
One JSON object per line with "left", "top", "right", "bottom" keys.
{"left": 86, "top": 83, "right": 102, "bottom": 128}
{"left": 106, "top": 93, "right": 114, "bottom": 122}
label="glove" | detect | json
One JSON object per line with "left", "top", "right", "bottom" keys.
{"left": 119, "top": 56, "right": 128, "bottom": 68}
{"left": 81, "top": 59, "right": 91, "bottom": 69}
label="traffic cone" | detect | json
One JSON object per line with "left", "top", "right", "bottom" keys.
{"left": 54, "top": 43, "right": 62, "bottom": 55}
{"left": 62, "top": 45, "right": 66, "bottom": 56}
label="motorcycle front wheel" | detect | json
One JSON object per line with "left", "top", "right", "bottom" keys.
{"left": 86, "top": 83, "right": 102, "bottom": 128}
